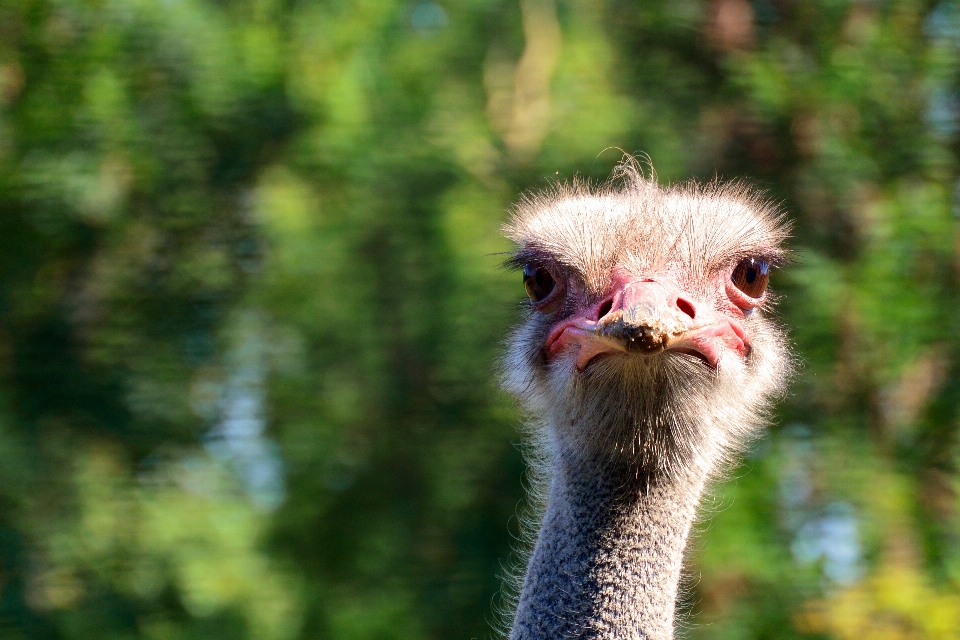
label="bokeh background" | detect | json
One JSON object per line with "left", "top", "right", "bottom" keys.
{"left": 1, "top": 0, "right": 959, "bottom": 638}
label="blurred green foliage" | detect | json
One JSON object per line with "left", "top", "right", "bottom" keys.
{"left": 0, "top": 0, "right": 959, "bottom": 638}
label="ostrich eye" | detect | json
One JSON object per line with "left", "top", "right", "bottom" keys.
{"left": 731, "top": 258, "right": 770, "bottom": 299}
{"left": 523, "top": 264, "right": 555, "bottom": 303}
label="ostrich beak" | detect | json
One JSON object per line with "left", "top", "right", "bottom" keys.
{"left": 545, "top": 278, "right": 749, "bottom": 371}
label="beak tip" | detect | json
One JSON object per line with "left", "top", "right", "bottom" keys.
{"left": 599, "top": 318, "right": 671, "bottom": 354}
{"left": 626, "top": 331, "right": 668, "bottom": 354}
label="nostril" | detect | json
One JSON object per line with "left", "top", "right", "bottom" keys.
{"left": 676, "top": 298, "right": 696, "bottom": 320}
{"left": 596, "top": 298, "right": 614, "bottom": 321}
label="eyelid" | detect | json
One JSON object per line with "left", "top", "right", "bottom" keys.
{"left": 745, "top": 251, "right": 788, "bottom": 269}
{"left": 504, "top": 250, "right": 551, "bottom": 273}
{"left": 725, "top": 279, "right": 767, "bottom": 309}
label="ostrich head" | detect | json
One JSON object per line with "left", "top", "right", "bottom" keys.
{"left": 502, "top": 162, "right": 792, "bottom": 484}
{"left": 500, "top": 162, "right": 792, "bottom": 640}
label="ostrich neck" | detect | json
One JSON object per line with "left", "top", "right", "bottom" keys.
{"left": 510, "top": 440, "right": 708, "bottom": 640}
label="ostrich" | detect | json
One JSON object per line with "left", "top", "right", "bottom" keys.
{"left": 501, "top": 161, "right": 791, "bottom": 640}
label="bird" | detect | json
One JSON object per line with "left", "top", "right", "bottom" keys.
{"left": 499, "top": 159, "right": 791, "bottom": 640}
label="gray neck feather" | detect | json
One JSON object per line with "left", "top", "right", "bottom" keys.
{"left": 510, "top": 446, "right": 707, "bottom": 640}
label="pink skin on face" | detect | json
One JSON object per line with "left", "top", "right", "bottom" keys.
{"left": 544, "top": 271, "right": 756, "bottom": 372}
